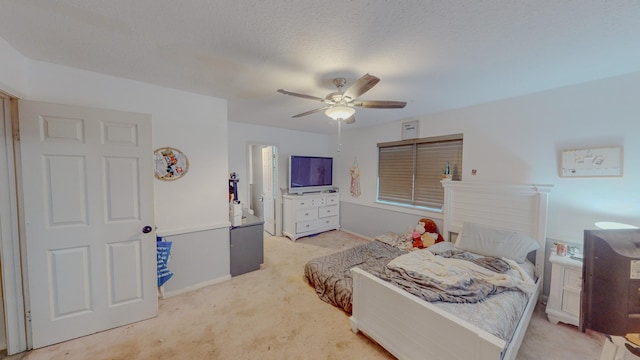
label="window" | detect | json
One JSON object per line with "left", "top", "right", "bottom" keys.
{"left": 377, "top": 134, "right": 463, "bottom": 210}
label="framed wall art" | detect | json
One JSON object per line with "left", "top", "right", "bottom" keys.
{"left": 154, "top": 147, "right": 189, "bottom": 181}
{"left": 560, "top": 146, "right": 622, "bottom": 177}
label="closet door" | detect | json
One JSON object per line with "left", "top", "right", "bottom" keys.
{"left": 19, "top": 100, "right": 157, "bottom": 348}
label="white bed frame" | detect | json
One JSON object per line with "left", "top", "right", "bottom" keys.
{"left": 350, "top": 181, "right": 552, "bottom": 360}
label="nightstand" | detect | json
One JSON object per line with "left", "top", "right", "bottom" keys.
{"left": 600, "top": 336, "right": 640, "bottom": 360}
{"left": 546, "top": 251, "right": 583, "bottom": 327}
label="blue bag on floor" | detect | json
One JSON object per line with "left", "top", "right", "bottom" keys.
{"left": 156, "top": 237, "right": 174, "bottom": 287}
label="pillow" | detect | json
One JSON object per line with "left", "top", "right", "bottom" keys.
{"left": 426, "top": 240, "right": 455, "bottom": 254}
{"left": 454, "top": 222, "right": 539, "bottom": 263}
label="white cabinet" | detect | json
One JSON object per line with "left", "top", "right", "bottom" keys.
{"left": 546, "top": 252, "right": 583, "bottom": 327}
{"left": 283, "top": 192, "right": 340, "bottom": 241}
{"left": 600, "top": 336, "right": 640, "bottom": 360}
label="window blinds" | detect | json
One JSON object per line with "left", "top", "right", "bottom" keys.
{"left": 378, "top": 134, "right": 463, "bottom": 209}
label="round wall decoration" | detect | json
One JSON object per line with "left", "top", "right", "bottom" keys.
{"left": 154, "top": 147, "right": 189, "bottom": 181}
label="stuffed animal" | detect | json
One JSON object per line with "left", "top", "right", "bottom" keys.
{"left": 419, "top": 218, "right": 445, "bottom": 247}
{"left": 411, "top": 221, "right": 427, "bottom": 248}
{"left": 412, "top": 231, "right": 424, "bottom": 248}
{"left": 404, "top": 219, "right": 443, "bottom": 249}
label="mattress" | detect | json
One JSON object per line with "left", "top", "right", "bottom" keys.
{"left": 304, "top": 240, "right": 407, "bottom": 313}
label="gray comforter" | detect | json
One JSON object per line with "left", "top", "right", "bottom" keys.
{"left": 380, "top": 248, "right": 536, "bottom": 303}
{"left": 304, "top": 240, "right": 407, "bottom": 313}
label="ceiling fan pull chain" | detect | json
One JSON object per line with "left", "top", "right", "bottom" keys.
{"left": 338, "top": 118, "right": 342, "bottom": 153}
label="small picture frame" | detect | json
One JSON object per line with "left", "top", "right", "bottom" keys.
{"left": 402, "top": 120, "right": 418, "bottom": 140}
{"left": 154, "top": 147, "right": 189, "bottom": 181}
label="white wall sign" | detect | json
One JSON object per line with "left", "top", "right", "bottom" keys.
{"left": 402, "top": 120, "right": 418, "bottom": 140}
{"left": 561, "top": 146, "right": 622, "bottom": 177}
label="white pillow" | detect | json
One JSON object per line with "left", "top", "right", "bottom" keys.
{"left": 454, "top": 222, "right": 539, "bottom": 263}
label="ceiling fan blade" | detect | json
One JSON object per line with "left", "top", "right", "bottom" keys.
{"left": 342, "top": 73, "right": 380, "bottom": 100}
{"left": 277, "top": 89, "right": 325, "bottom": 102}
{"left": 343, "top": 114, "right": 356, "bottom": 124}
{"left": 353, "top": 100, "right": 407, "bottom": 109}
{"left": 292, "top": 106, "right": 330, "bottom": 118}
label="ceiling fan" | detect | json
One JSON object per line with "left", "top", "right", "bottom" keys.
{"left": 277, "top": 73, "right": 406, "bottom": 124}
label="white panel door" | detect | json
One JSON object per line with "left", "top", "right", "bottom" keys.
{"left": 262, "top": 146, "right": 275, "bottom": 235}
{"left": 18, "top": 100, "right": 157, "bottom": 348}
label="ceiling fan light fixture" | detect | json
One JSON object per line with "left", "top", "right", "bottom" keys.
{"left": 325, "top": 105, "right": 355, "bottom": 121}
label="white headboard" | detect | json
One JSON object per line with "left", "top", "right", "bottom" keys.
{"left": 442, "top": 181, "right": 553, "bottom": 280}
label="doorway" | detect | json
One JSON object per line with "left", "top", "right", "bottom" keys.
{"left": 0, "top": 95, "right": 27, "bottom": 355}
{"left": 248, "top": 144, "right": 277, "bottom": 236}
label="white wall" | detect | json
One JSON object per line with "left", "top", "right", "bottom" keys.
{"left": 25, "top": 60, "right": 229, "bottom": 234}
{"left": 228, "top": 122, "right": 330, "bottom": 235}
{"left": 0, "top": 41, "right": 232, "bottom": 309}
{"left": 334, "top": 71, "right": 640, "bottom": 244}
{"left": 0, "top": 36, "right": 28, "bottom": 98}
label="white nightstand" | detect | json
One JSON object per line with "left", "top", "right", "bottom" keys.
{"left": 546, "top": 251, "right": 583, "bottom": 327}
{"left": 600, "top": 336, "right": 640, "bottom": 360}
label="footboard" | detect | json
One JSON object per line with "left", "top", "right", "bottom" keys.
{"left": 350, "top": 267, "right": 536, "bottom": 360}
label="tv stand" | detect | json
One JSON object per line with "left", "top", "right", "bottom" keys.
{"left": 282, "top": 192, "right": 340, "bottom": 241}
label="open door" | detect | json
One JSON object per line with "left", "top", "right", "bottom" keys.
{"left": 18, "top": 100, "right": 157, "bottom": 348}
{"left": 261, "top": 146, "right": 276, "bottom": 235}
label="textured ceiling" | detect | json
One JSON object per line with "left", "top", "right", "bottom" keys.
{"left": 1, "top": 1, "right": 640, "bottom": 134}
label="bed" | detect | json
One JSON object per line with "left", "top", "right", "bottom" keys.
{"left": 304, "top": 239, "right": 407, "bottom": 313}
{"left": 349, "top": 181, "right": 552, "bottom": 360}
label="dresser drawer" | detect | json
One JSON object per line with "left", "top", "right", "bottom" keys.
{"left": 564, "top": 268, "right": 582, "bottom": 290}
{"left": 325, "top": 194, "right": 339, "bottom": 205}
{"left": 294, "top": 197, "right": 324, "bottom": 209}
{"left": 296, "top": 219, "right": 320, "bottom": 233}
{"left": 295, "top": 216, "right": 339, "bottom": 234}
{"left": 295, "top": 208, "right": 318, "bottom": 221}
{"left": 313, "top": 215, "right": 339, "bottom": 229}
{"left": 318, "top": 204, "right": 338, "bottom": 218}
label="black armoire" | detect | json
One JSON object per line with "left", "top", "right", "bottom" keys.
{"left": 581, "top": 228, "right": 640, "bottom": 335}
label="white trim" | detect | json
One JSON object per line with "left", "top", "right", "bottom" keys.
{"left": 0, "top": 97, "right": 28, "bottom": 354}
{"left": 338, "top": 229, "right": 375, "bottom": 242}
{"left": 156, "top": 222, "right": 230, "bottom": 237}
{"left": 370, "top": 200, "right": 444, "bottom": 220}
{"left": 158, "top": 275, "right": 231, "bottom": 299}
{"left": 442, "top": 181, "right": 553, "bottom": 284}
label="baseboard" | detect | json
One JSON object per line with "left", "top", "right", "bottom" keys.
{"left": 539, "top": 294, "right": 549, "bottom": 305}
{"left": 159, "top": 275, "right": 231, "bottom": 299}
{"left": 338, "top": 228, "right": 375, "bottom": 241}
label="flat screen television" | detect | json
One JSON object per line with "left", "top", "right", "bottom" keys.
{"left": 288, "top": 155, "right": 333, "bottom": 194}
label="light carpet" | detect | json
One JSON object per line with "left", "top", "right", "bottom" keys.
{"left": 10, "top": 230, "right": 603, "bottom": 360}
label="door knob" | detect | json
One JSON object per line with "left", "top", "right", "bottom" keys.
{"left": 142, "top": 226, "right": 153, "bottom": 234}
